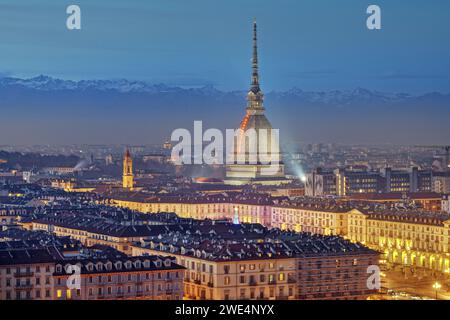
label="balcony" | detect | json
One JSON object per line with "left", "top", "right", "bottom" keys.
{"left": 193, "top": 279, "right": 201, "bottom": 285}
{"left": 287, "top": 278, "right": 296, "bottom": 284}
{"left": 207, "top": 282, "right": 214, "bottom": 288}
{"left": 268, "top": 280, "right": 277, "bottom": 285}
{"left": 248, "top": 280, "right": 257, "bottom": 286}
{"left": 14, "top": 271, "right": 34, "bottom": 278}
{"left": 15, "top": 283, "right": 33, "bottom": 290}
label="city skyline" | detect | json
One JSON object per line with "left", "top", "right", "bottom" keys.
{"left": 2, "top": 0, "right": 450, "bottom": 306}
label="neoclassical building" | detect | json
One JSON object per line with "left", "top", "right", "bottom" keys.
{"left": 131, "top": 222, "right": 379, "bottom": 300}
{"left": 53, "top": 256, "right": 184, "bottom": 300}
{"left": 110, "top": 193, "right": 450, "bottom": 274}
{"left": 347, "top": 209, "right": 450, "bottom": 272}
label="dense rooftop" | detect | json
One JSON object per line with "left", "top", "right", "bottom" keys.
{"left": 136, "top": 219, "right": 377, "bottom": 261}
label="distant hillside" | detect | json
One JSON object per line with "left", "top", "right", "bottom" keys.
{"left": 0, "top": 151, "right": 80, "bottom": 171}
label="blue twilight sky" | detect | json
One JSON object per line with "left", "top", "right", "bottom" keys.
{"left": 0, "top": 0, "right": 449, "bottom": 93}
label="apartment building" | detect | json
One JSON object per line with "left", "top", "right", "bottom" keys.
{"left": 306, "top": 166, "right": 433, "bottom": 196}
{"left": 0, "top": 246, "right": 184, "bottom": 300}
{"left": 131, "top": 220, "right": 379, "bottom": 300}
{"left": 347, "top": 209, "right": 450, "bottom": 273}
{"left": 53, "top": 256, "right": 184, "bottom": 300}
{"left": 111, "top": 193, "right": 275, "bottom": 225}
{"left": 0, "top": 206, "right": 33, "bottom": 226}
{"left": 270, "top": 202, "right": 349, "bottom": 235}
{"left": 296, "top": 253, "right": 378, "bottom": 300}
{"left": 111, "top": 191, "right": 450, "bottom": 276}
{"left": 0, "top": 248, "right": 57, "bottom": 300}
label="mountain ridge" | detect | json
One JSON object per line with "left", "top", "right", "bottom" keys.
{"left": 1, "top": 75, "right": 448, "bottom": 106}
{"left": 1, "top": 75, "right": 449, "bottom": 145}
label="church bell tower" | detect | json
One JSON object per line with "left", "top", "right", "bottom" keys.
{"left": 122, "top": 149, "right": 134, "bottom": 189}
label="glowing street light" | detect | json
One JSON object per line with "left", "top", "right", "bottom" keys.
{"left": 433, "top": 281, "right": 442, "bottom": 300}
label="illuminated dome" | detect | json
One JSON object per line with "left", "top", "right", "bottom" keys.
{"left": 194, "top": 177, "right": 223, "bottom": 184}
{"left": 239, "top": 113, "right": 273, "bottom": 131}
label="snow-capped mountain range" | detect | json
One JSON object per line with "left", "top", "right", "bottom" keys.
{"left": 0, "top": 75, "right": 178, "bottom": 94}
{"left": 1, "top": 75, "right": 447, "bottom": 106}
{"left": 0, "top": 75, "right": 448, "bottom": 145}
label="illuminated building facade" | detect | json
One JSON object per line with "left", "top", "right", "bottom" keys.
{"left": 382, "top": 167, "right": 432, "bottom": 193}
{"left": 335, "top": 169, "right": 383, "bottom": 196}
{"left": 111, "top": 193, "right": 450, "bottom": 275}
{"left": 111, "top": 193, "right": 274, "bottom": 225}
{"left": 134, "top": 247, "right": 298, "bottom": 300}
{"left": 53, "top": 256, "right": 184, "bottom": 300}
{"left": 0, "top": 248, "right": 184, "bottom": 300}
{"left": 306, "top": 167, "right": 432, "bottom": 196}
{"left": 0, "top": 207, "right": 31, "bottom": 227}
{"left": 0, "top": 249, "right": 56, "bottom": 300}
{"left": 347, "top": 209, "right": 450, "bottom": 273}
{"left": 270, "top": 205, "right": 349, "bottom": 235}
{"left": 24, "top": 205, "right": 379, "bottom": 301}
{"left": 131, "top": 221, "right": 379, "bottom": 300}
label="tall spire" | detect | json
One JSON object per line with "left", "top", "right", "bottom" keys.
{"left": 247, "top": 19, "right": 264, "bottom": 112}
{"left": 251, "top": 19, "right": 260, "bottom": 92}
